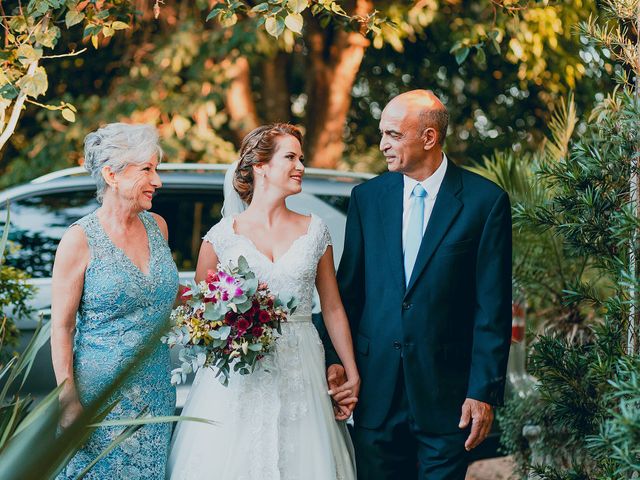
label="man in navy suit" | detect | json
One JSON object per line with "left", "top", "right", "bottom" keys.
{"left": 327, "top": 90, "right": 512, "bottom": 479}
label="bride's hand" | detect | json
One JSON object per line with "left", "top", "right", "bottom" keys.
{"left": 328, "top": 369, "right": 360, "bottom": 420}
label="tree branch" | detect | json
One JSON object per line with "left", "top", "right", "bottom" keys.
{"left": 0, "top": 59, "right": 38, "bottom": 152}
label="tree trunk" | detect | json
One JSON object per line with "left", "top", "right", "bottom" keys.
{"left": 261, "top": 52, "right": 291, "bottom": 123}
{"left": 304, "top": 0, "right": 373, "bottom": 169}
{"left": 223, "top": 56, "right": 260, "bottom": 145}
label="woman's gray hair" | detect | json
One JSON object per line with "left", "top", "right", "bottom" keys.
{"left": 83, "top": 123, "right": 163, "bottom": 203}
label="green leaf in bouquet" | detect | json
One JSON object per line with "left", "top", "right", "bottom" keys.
{"left": 237, "top": 299, "right": 253, "bottom": 314}
{"left": 218, "top": 325, "right": 232, "bottom": 340}
{"left": 244, "top": 350, "right": 258, "bottom": 366}
{"left": 182, "top": 326, "right": 192, "bottom": 343}
{"left": 235, "top": 294, "right": 248, "bottom": 304}
{"left": 237, "top": 255, "right": 250, "bottom": 273}
{"left": 203, "top": 301, "right": 225, "bottom": 321}
{"left": 286, "top": 296, "right": 299, "bottom": 312}
{"left": 243, "top": 277, "right": 258, "bottom": 296}
{"left": 248, "top": 343, "right": 263, "bottom": 352}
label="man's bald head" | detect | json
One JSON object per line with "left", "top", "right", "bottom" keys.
{"left": 386, "top": 90, "right": 449, "bottom": 147}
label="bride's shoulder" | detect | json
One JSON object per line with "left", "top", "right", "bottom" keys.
{"left": 202, "top": 216, "right": 234, "bottom": 244}
{"left": 304, "top": 213, "right": 332, "bottom": 249}
{"left": 288, "top": 211, "right": 325, "bottom": 235}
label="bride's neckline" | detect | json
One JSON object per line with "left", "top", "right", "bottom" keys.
{"left": 229, "top": 214, "right": 315, "bottom": 265}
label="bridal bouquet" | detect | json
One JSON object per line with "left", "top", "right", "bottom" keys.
{"left": 162, "top": 256, "right": 297, "bottom": 386}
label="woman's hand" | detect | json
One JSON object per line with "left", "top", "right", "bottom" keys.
{"left": 327, "top": 365, "right": 360, "bottom": 421}
{"left": 59, "top": 394, "right": 84, "bottom": 429}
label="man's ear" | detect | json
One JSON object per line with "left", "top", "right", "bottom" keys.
{"left": 421, "top": 127, "right": 438, "bottom": 151}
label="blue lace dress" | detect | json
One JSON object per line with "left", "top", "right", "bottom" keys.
{"left": 57, "top": 210, "right": 178, "bottom": 480}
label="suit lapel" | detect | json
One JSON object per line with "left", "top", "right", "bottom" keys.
{"left": 377, "top": 174, "right": 405, "bottom": 292}
{"left": 405, "top": 162, "right": 463, "bottom": 297}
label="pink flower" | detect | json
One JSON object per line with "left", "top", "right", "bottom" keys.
{"left": 213, "top": 272, "right": 244, "bottom": 300}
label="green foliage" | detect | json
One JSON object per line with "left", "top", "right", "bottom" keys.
{"left": 2, "top": 0, "right": 615, "bottom": 180}
{"left": 0, "top": 206, "right": 35, "bottom": 365}
{"left": 492, "top": 89, "right": 639, "bottom": 478}
{"left": 206, "top": 0, "right": 381, "bottom": 39}
{"left": 587, "top": 356, "right": 640, "bottom": 477}
{"left": 0, "top": 0, "right": 137, "bottom": 147}
{"left": 480, "top": 1, "right": 640, "bottom": 472}
{"left": 470, "top": 95, "right": 607, "bottom": 341}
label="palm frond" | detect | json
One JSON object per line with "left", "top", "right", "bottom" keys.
{"left": 545, "top": 93, "right": 578, "bottom": 163}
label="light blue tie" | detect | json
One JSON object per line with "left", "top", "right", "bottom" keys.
{"left": 404, "top": 183, "right": 427, "bottom": 286}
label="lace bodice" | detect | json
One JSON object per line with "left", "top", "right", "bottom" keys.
{"left": 203, "top": 213, "right": 332, "bottom": 316}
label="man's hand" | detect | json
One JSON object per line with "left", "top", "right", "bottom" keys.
{"left": 326, "top": 364, "right": 359, "bottom": 420}
{"left": 459, "top": 398, "right": 494, "bottom": 451}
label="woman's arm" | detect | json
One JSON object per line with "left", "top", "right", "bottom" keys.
{"left": 195, "top": 240, "right": 219, "bottom": 283}
{"left": 50, "top": 226, "right": 89, "bottom": 428}
{"left": 316, "top": 246, "right": 360, "bottom": 420}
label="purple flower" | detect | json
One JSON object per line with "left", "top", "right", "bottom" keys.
{"left": 212, "top": 272, "right": 244, "bottom": 300}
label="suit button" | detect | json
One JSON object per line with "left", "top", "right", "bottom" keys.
{"left": 402, "top": 302, "right": 412, "bottom": 310}
{"left": 393, "top": 341, "right": 402, "bottom": 350}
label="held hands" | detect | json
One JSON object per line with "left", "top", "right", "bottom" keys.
{"left": 326, "top": 364, "right": 359, "bottom": 421}
{"left": 459, "top": 398, "right": 494, "bottom": 451}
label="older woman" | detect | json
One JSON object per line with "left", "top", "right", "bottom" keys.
{"left": 51, "top": 123, "right": 178, "bottom": 479}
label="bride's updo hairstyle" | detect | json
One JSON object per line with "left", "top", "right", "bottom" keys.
{"left": 233, "top": 123, "right": 303, "bottom": 204}
{"left": 83, "top": 123, "right": 163, "bottom": 203}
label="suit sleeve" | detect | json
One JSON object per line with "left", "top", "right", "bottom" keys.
{"left": 323, "top": 187, "right": 366, "bottom": 367}
{"left": 466, "top": 191, "right": 512, "bottom": 406}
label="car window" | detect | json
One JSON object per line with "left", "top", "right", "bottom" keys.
{"left": 150, "top": 189, "right": 224, "bottom": 271}
{"left": 314, "top": 194, "right": 350, "bottom": 214}
{"left": 0, "top": 189, "right": 99, "bottom": 278}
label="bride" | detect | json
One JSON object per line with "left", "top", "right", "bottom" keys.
{"left": 167, "top": 124, "right": 359, "bottom": 480}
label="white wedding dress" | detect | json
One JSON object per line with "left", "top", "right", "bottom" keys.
{"left": 167, "top": 214, "right": 356, "bottom": 480}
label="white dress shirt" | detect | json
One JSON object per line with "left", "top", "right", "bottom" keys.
{"left": 402, "top": 154, "right": 449, "bottom": 252}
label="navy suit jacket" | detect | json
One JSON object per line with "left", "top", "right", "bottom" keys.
{"left": 330, "top": 162, "right": 512, "bottom": 434}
